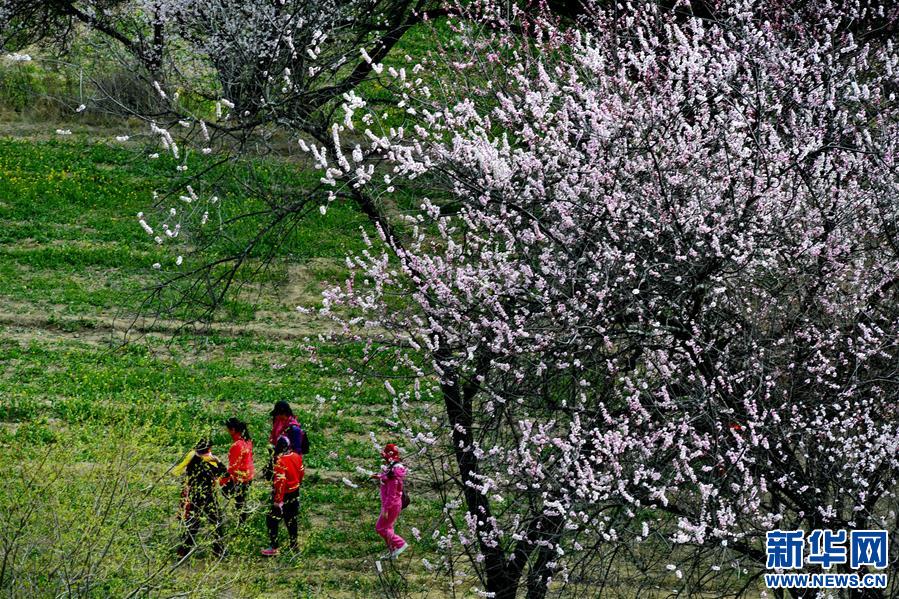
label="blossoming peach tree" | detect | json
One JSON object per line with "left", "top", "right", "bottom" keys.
{"left": 308, "top": 2, "right": 899, "bottom": 597}
{"left": 1, "top": 0, "right": 439, "bottom": 88}
{"left": 135, "top": 0, "right": 899, "bottom": 596}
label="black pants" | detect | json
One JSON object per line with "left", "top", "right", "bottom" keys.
{"left": 180, "top": 499, "right": 224, "bottom": 556}
{"left": 221, "top": 481, "right": 251, "bottom": 524}
{"left": 266, "top": 490, "right": 299, "bottom": 549}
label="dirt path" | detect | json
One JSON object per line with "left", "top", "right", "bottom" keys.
{"left": 0, "top": 297, "right": 356, "bottom": 348}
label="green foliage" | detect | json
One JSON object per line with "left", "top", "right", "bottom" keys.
{"left": 0, "top": 62, "right": 53, "bottom": 111}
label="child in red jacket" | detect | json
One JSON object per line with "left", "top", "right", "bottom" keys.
{"left": 371, "top": 443, "right": 408, "bottom": 559}
{"left": 261, "top": 436, "right": 304, "bottom": 556}
{"left": 219, "top": 417, "right": 255, "bottom": 524}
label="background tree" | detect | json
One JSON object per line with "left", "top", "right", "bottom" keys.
{"left": 1, "top": 0, "right": 454, "bottom": 326}
{"left": 1, "top": 0, "right": 168, "bottom": 74}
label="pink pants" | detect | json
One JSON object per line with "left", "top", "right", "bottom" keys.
{"left": 375, "top": 503, "right": 405, "bottom": 550}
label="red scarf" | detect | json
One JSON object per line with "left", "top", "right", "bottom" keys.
{"left": 270, "top": 415, "right": 300, "bottom": 444}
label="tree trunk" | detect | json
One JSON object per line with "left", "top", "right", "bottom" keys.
{"left": 525, "top": 544, "right": 555, "bottom": 599}
{"left": 439, "top": 359, "right": 524, "bottom": 599}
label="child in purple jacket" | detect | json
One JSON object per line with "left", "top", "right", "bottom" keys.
{"left": 371, "top": 443, "right": 408, "bottom": 558}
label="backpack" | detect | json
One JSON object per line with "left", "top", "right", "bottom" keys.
{"left": 286, "top": 423, "right": 310, "bottom": 455}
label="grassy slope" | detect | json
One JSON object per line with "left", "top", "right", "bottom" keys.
{"left": 0, "top": 137, "right": 446, "bottom": 597}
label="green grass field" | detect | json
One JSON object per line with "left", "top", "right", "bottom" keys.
{"left": 0, "top": 136, "right": 446, "bottom": 597}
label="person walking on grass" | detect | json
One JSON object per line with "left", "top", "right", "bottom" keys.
{"left": 173, "top": 438, "right": 227, "bottom": 558}
{"left": 219, "top": 417, "right": 255, "bottom": 524}
{"left": 370, "top": 443, "right": 409, "bottom": 559}
{"left": 261, "top": 436, "right": 304, "bottom": 556}
{"left": 265, "top": 400, "right": 309, "bottom": 480}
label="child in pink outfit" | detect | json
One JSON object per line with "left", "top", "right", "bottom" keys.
{"left": 371, "top": 443, "right": 408, "bottom": 558}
